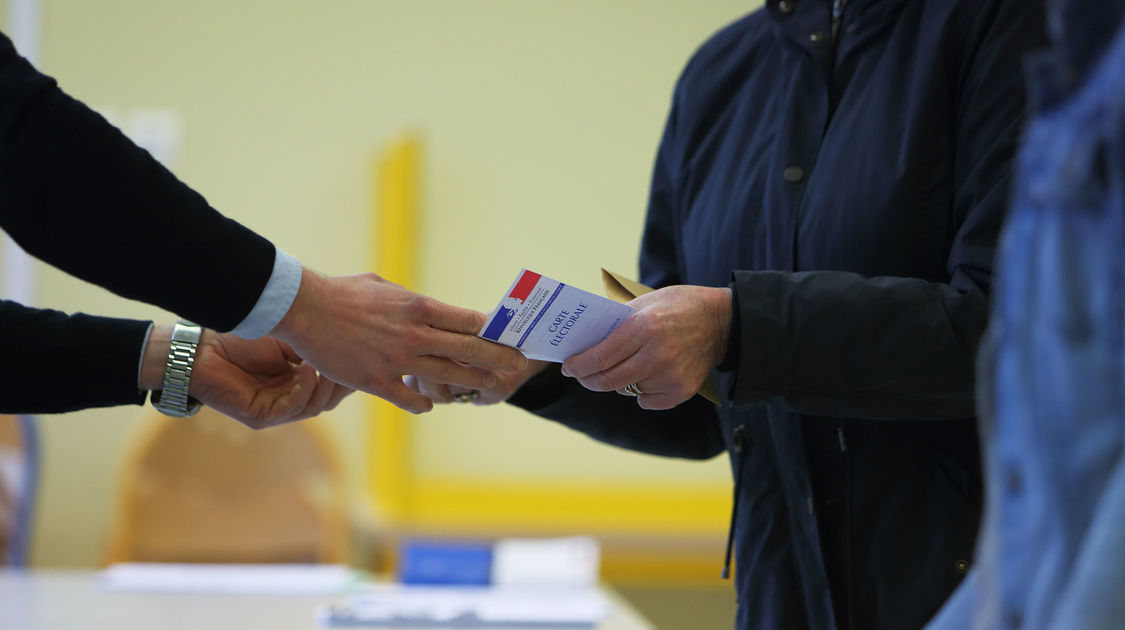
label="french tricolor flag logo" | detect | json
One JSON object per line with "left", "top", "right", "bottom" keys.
{"left": 481, "top": 270, "right": 541, "bottom": 341}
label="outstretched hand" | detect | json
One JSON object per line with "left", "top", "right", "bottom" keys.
{"left": 271, "top": 269, "right": 528, "bottom": 414}
{"left": 406, "top": 359, "right": 550, "bottom": 406}
{"left": 192, "top": 331, "right": 352, "bottom": 428}
{"left": 141, "top": 325, "right": 352, "bottom": 429}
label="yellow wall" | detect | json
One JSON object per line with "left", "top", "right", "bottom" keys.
{"left": 0, "top": 0, "right": 759, "bottom": 568}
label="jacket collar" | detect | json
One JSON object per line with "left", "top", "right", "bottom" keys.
{"left": 763, "top": 0, "right": 909, "bottom": 78}
{"left": 763, "top": 0, "right": 910, "bottom": 49}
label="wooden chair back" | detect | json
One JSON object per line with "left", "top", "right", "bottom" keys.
{"left": 104, "top": 408, "right": 347, "bottom": 564}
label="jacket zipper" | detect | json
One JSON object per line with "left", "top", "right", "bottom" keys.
{"left": 831, "top": 0, "right": 848, "bottom": 43}
{"left": 722, "top": 425, "right": 748, "bottom": 582}
{"left": 838, "top": 425, "right": 854, "bottom": 630}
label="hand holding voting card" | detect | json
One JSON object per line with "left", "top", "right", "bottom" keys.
{"left": 479, "top": 270, "right": 634, "bottom": 362}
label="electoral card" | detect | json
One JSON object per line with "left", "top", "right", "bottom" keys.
{"left": 479, "top": 269, "right": 634, "bottom": 362}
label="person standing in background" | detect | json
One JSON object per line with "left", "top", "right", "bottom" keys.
{"left": 926, "top": 1, "right": 1125, "bottom": 628}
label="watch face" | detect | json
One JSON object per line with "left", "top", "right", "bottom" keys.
{"left": 172, "top": 319, "right": 202, "bottom": 343}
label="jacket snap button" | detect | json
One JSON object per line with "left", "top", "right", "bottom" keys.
{"left": 809, "top": 32, "right": 824, "bottom": 43}
{"left": 955, "top": 559, "right": 969, "bottom": 574}
{"left": 778, "top": 0, "right": 795, "bottom": 14}
{"left": 783, "top": 166, "right": 805, "bottom": 182}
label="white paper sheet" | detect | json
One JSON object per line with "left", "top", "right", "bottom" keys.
{"left": 317, "top": 584, "right": 609, "bottom": 627}
{"left": 491, "top": 536, "right": 600, "bottom": 588}
{"left": 99, "top": 563, "right": 357, "bottom": 594}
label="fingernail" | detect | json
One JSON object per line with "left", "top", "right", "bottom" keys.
{"left": 560, "top": 365, "right": 571, "bottom": 377}
{"left": 483, "top": 373, "right": 498, "bottom": 388}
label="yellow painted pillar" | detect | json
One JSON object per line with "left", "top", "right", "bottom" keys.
{"left": 368, "top": 132, "right": 421, "bottom": 524}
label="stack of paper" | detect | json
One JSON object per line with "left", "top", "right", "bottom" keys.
{"left": 99, "top": 563, "right": 357, "bottom": 595}
{"left": 318, "top": 584, "right": 609, "bottom": 628}
{"left": 491, "top": 536, "right": 600, "bottom": 587}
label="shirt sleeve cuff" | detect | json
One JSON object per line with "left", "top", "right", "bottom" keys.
{"left": 136, "top": 321, "right": 155, "bottom": 391}
{"left": 229, "top": 247, "right": 302, "bottom": 339}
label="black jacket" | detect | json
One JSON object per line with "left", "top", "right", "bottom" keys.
{"left": 0, "top": 32, "right": 275, "bottom": 412}
{"left": 510, "top": 1, "right": 1049, "bottom": 629}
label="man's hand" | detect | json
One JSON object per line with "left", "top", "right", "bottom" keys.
{"left": 406, "top": 359, "right": 551, "bottom": 406}
{"left": 271, "top": 269, "right": 528, "bottom": 414}
{"left": 141, "top": 326, "right": 352, "bottom": 429}
{"left": 560, "top": 285, "right": 731, "bottom": 410}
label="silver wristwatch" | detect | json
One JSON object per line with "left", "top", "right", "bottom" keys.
{"left": 151, "top": 318, "right": 203, "bottom": 418}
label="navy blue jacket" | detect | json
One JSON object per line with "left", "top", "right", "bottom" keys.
{"left": 510, "top": 1, "right": 1048, "bottom": 628}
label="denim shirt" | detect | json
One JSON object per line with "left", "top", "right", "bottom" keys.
{"left": 926, "top": 9, "right": 1125, "bottom": 630}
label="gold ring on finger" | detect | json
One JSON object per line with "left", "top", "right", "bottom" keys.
{"left": 453, "top": 390, "right": 480, "bottom": 403}
{"left": 623, "top": 382, "right": 644, "bottom": 397}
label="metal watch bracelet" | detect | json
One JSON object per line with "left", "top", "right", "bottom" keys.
{"left": 150, "top": 318, "right": 203, "bottom": 418}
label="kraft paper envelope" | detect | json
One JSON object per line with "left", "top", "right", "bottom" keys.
{"left": 601, "top": 269, "right": 721, "bottom": 405}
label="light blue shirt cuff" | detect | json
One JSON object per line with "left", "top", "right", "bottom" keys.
{"left": 230, "top": 247, "right": 302, "bottom": 339}
{"left": 136, "top": 321, "right": 155, "bottom": 390}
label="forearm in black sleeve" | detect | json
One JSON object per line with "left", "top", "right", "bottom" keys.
{"left": 0, "top": 32, "right": 274, "bottom": 332}
{"left": 727, "top": 270, "right": 985, "bottom": 419}
{"left": 724, "top": 0, "right": 1045, "bottom": 420}
{"left": 509, "top": 365, "right": 725, "bottom": 460}
{"left": 0, "top": 300, "right": 151, "bottom": 413}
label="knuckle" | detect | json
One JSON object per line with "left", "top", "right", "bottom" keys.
{"left": 366, "top": 376, "right": 387, "bottom": 397}
{"left": 462, "top": 309, "right": 485, "bottom": 332}
{"left": 403, "top": 326, "right": 427, "bottom": 349}
{"left": 438, "top": 360, "right": 460, "bottom": 384}
{"left": 589, "top": 349, "right": 609, "bottom": 372}
{"left": 591, "top": 374, "right": 613, "bottom": 392}
{"left": 636, "top": 312, "right": 658, "bottom": 332}
{"left": 408, "top": 294, "right": 433, "bottom": 318}
{"left": 461, "top": 336, "right": 482, "bottom": 360}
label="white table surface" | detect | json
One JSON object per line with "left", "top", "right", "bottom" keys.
{"left": 0, "top": 569, "right": 654, "bottom": 630}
